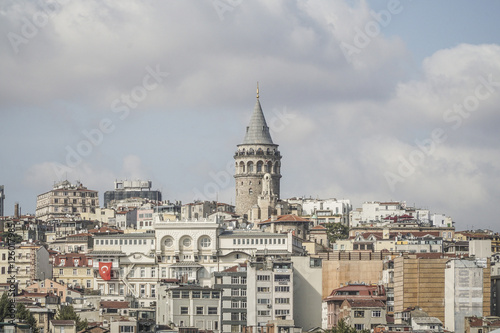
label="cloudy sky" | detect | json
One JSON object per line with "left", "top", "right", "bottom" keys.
{"left": 1, "top": 0, "right": 500, "bottom": 231}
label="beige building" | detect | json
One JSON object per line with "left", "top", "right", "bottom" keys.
{"left": 35, "top": 180, "right": 99, "bottom": 221}
{"left": 393, "top": 255, "right": 449, "bottom": 323}
{"left": 0, "top": 244, "right": 52, "bottom": 288}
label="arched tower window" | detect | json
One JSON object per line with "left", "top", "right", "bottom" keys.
{"left": 247, "top": 161, "right": 254, "bottom": 173}
{"left": 256, "top": 161, "right": 263, "bottom": 173}
{"left": 248, "top": 148, "right": 254, "bottom": 155}
{"left": 273, "top": 161, "right": 280, "bottom": 174}
{"left": 266, "top": 161, "right": 273, "bottom": 173}
{"left": 239, "top": 161, "right": 245, "bottom": 173}
{"left": 249, "top": 188, "right": 253, "bottom": 195}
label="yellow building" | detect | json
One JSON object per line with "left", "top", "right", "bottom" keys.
{"left": 52, "top": 253, "right": 94, "bottom": 290}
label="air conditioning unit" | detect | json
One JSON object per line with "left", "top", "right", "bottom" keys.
{"left": 267, "top": 304, "right": 272, "bottom": 308}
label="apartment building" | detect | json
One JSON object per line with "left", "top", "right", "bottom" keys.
{"left": 157, "top": 285, "right": 222, "bottom": 332}
{"left": 52, "top": 253, "right": 94, "bottom": 290}
{"left": 445, "top": 258, "right": 490, "bottom": 333}
{"left": 35, "top": 180, "right": 99, "bottom": 221}
{"left": 214, "top": 263, "right": 248, "bottom": 333}
{"left": 0, "top": 243, "right": 52, "bottom": 288}
{"left": 246, "top": 259, "right": 297, "bottom": 332}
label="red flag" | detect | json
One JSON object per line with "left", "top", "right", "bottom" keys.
{"left": 99, "top": 262, "right": 112, "bottom": 281}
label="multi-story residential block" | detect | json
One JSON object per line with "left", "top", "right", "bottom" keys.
{"left": 445, "top": 258, "right": 490, "bottom": 333}
{"left": 323, "top": 284, "right": 386, "bottom": 329}
{"left": 52, "top": 253, "right": 94, "bottom": 290}
{"left": 48, "top": 233, "right": 93, "bottom": 254}
{"left": 350, "top": 201, "right": 432, "bottom": 227}
{"left": 35, "top": 180, "right": 99, "bottom": 221}
{"left": 246, "top": 259, "right": 296, "bottom": 331}
{"left": 103, "top": 179, "right": 161, "bottom": 208}
{"left": 157, "top": 284, "right": 221, "bottom": 332}
{"left": 214, "top": 263, "right": 248, "bottom": 333}
{"left": 0, "top": 243, "right": 52, "bottom": 288}
{"left": 137, "top": 203, "right": 155, "bottom": 230}
{"left": 25, "top": 278, "right": 79, "bottom": 302}
{"left": 115, "top": 209, "right": 138, "bottom": 230}
{"left": 258, "top": 214, "right": 312, "bottom": 241}
{"left": 349, "top": 225, "right": 455, "bottom": 242}
{"left": 338, "top": 299, "right": 386, "bottom": 331}
{"left": 393, "top": 254, "right": 485, "bottom": 325}
{"left": 80, "top": 207, "right": 116, "bottom": 224}
{"left": 286, "top": 197, "right": 352, "bottom": 226}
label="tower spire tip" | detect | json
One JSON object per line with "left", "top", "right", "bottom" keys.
{"left": 256, "top": 82, "right": 259, "bottom": 99}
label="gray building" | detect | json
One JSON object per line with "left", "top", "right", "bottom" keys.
{"left": 157, "top": 284, "right": 222, "bottom": 332}
{"left": 214, "top": 263, "right": 248, "bottom": 333}
{"left": 104, "top": 180, "right": 161, "bottom": 208}
{"left": 0, "top": 185, "right": 4, "bottom": 217}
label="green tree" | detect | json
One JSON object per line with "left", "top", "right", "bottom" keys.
{"left": 55, "top": 305, "right": 88, "bottom": 331}
{"left": 16, "top": 303, "right": 39, "bottom": 333}
{"left": 0, "top": 292, "right": 10, "bottom": 322}
{"left": 325, "top": 222, "right": 349, "bottom": 245}
{"left": 0, "top": 232, "right": 23, "bottom": 243}
{"left": 325, "top": 318, "right": 370, "bottom": 333}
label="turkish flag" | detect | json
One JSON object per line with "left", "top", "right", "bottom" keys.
{"left": 99, "top": 262, "right": 112, "bottom": 281}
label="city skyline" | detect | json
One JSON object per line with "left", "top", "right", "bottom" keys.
{"left": 1, "top": 1, "right": 500, "bottom": 231}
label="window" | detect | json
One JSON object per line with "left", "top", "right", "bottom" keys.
{"left": 258, "top": 310, "right": 270, "bottom": 316}
{"left": 275, "top": 286, "right": 289, "bottom": 292}
{"left": 196, "top": 307, "right": 203, "bottom": 315}
{"left": 172, "top": 290, "right": 180, "bottom": 298}
{"left": 231, "top": 289, "right": 239, "bottom": 297}
{"left": 231, "top": 276, "right": 239, "bottom": 284}
{"left": 180, "top": 307, "right": 188, "bottom": 315}
{"left": 372, "top": 310, "right": 381, "bottom": 317}
{"left": 275, "top": 298, "right": 289, "bottom": 304}
{"left": 200, "top": 237, "right": 211, "bottom": 247}
{"left": 86, "top": 280, "right": 91, "bottom": 288}
{"left": 232, "top": 300, "right": 239, "bottom": 308}
{"left": 59, "top": 269, "right": 64, "bottom": 275}
{"left": 181, "top": 291, "right": 190, "bottom": 299}
{"left": 140, "top": 284, "right": 146, "bottom": 297}
{"left": 354, "top": 311, "right": 365, "bottom": 318}
{"left": 87, "top": 269, "right": 91, "bottom": 276}
{"left": 182, "top": 238, "right": 192, "bottom": 247}
{"left": 258, "top": 287, "right": 270, "bottom": 293}
{"left": 151, "top": 267, "right": 156, "bottom": 278}
{"left": 354, "top": 324, "right": 364, "bottom": 330}
{"left": 275, "top": 309, "right": 289, "bottom": 316}
{"left": 257, "top": 299, "right": 270, "bottom": 304}
{"left": 140, "top": 267, "right": 146, "bottom": 278}
{"left": 212, "top": 291, "right": 220, "bottom": 299}
{"left": 202, "top": 291, "right": 211, "bottom": 298}
{"left": 208, "top": 307, "right": 217, "bottom": 315}
{"left": 192, "top": 291, "right": 200, "bottom": 298}
{"left": 257, "top": 275, "right": 270, "bottom": 281}
{"left": 73, "top": 269, "right": 77, "bottom": 275}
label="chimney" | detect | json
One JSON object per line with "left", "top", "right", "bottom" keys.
{"left": 14, "top": 202, "right": 19, "bottom": 219}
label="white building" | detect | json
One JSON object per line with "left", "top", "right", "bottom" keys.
{"left": 246, "top": 258, "right": 298, "bottom": 331}
{"left": 445, "top": 259, "right": 486, "bottom": 333}
{"left": 350, "top": 201, "right": 431, "bottom": 227}
{"left": 286, "top": 197, "right": 352, "bottom": 226}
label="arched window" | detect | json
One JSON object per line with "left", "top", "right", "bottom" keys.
{"left": 267, "top": 161, "right": 273, "bottom": 173}
{"left": 248, "top": 148, "right": 254, "bottom": 155}
{"left": 249, "top": 188, "right": 253, "bottom": 195}
{"left": 256, "top": 161, "right": 263, "bottom": 173}
{"left": 200, "top": 237, "right": 211, "bottom": 248}
{"left": 239, "top": 161, "right": 245, "bottom": 173}
{"left": 247, "top": 161, "right": 254, "bottom": 173}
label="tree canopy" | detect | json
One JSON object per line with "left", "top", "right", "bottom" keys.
{"left": 16, "top": 303, "right": 39, "bottom": 333}
{"left": 55, "top": 305, "right": 88, "bottom": 331}
{"left": 325, "top": 222, "right": 349, "bottom": 244}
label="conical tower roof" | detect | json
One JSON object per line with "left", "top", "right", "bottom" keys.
{"left": 242, "top": 96, "right": 274, "bottom": 145}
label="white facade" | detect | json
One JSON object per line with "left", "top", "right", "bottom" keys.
{"left": 246, "top": 259, "right": 295, "bottom": 329}
{"left": 154, "top": 217, "right": 220, "bottom": 286}
{"left": 445, "top": 259, "right": 484, "bottom": 333}
{"left": 286, "top": 197, "right": 352, "bottom": 226}
{"left": 431, "top": 214, "right": 453, "bottom": 228}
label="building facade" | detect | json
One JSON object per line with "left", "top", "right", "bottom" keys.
{"left": 103, "top": 180, "right": 161, "bottom": 208}
{"left": 35, "top": 180, "right": 99, "bottom": 221}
